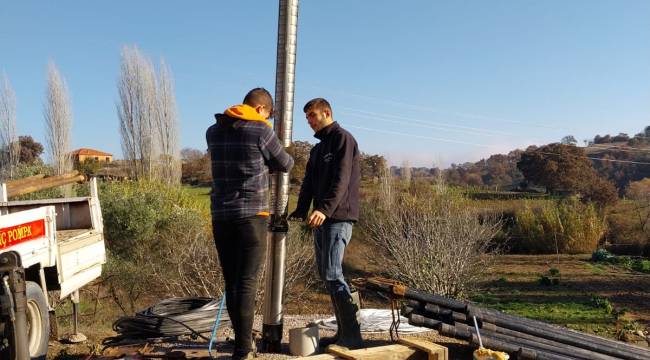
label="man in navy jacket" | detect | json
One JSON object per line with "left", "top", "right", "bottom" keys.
{"left": 290, "top": 98, "right": 362, "bottom": 349}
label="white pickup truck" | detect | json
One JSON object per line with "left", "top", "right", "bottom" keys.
{"left": 0, "top": 177, "right": 106, "bottom": 360}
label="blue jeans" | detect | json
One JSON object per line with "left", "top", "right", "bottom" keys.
{"left": 313, "top": 221, "right": 353, "bottom": 296}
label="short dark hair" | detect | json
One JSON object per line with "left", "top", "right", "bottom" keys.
{"left": 303, "top": 98, "right": 332, "bottom": 116}
{"left": 243, "top": 88, "right": 273, "bottom": 113}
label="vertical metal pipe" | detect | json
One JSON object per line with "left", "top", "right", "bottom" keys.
{"left": 262, "top": 0, "right": 299, "bottom": 352}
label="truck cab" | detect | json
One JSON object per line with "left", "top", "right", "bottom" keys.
{"left": 0, "top": 175, "right": 106, "bottom": 360}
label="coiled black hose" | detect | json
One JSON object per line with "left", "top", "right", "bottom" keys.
{"left": 103, "top": 297, "right": 230, "bottom": 346}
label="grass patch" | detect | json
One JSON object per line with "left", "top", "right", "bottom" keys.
{"left": 472, "top": 295, "right": 617, "bottom": 335}
{"left": 182, "top": 185, "right": 211, "bottom": 209}
{"left": 585, "top": 263, "right": 606, "bottom": 275}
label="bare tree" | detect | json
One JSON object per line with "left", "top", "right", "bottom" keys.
{"left": 155, "top": 59, "right": 181, "bottom": 185}
{"left": 117, "top": 46, "right": 158, "bottom": 180}
{"left": 401, "top": 159, "right": 411, "bottom": 185}
{"left": 362, "top": 173, "right": 501, "bottom": 299}
{"left": 0, "top": 73, "right": 19, "bottom": 181}
{"left": 44, "top": 63, "right": 73, "bottom": 176}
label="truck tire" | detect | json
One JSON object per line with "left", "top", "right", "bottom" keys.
{"left": 25, "top": 281, "right": 49, "bottom": 360}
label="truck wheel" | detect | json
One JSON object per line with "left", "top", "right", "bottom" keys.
{"left": 25, "top": 281, "right": 49, "bottom": 359}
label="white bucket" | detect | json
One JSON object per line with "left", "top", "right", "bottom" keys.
{"left": 289, "top": 325, "right": 320, "bottom": 356}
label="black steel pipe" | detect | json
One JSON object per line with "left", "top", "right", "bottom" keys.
{"left": 477, "top": 327, "right": 620, "bottom": 360}
{"left": 470, "top": 305, "right": 647, "bottom": 351}
{"left": 432, "top": 320, "right": 575, "bottom": 360}
{"left": 407, "top": 299, "right": 647, "bottom": 360}
{"left": 407, "top": 313, "right": 442, "bottom": 330}
{"left": 469, "top": 334, "right": 578, "bottom": 360}
{"left": 362, "top": 281, "right": 468, "bottom": 312}
{"left": 404, "top": 302, "right": 466, "bottom": 325}
{"left": 361, "top": 279, "right": 650, "bottom": 359}
{"left": 410, "top": 308, "right": 639, "bottom": 360}
{"left": 469, "top": 307, "right": 650, "bottom": 360}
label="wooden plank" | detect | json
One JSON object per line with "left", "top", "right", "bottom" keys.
{"left": 398, "top": 338, "right": 448, "bottom": 360}
{"left": 294, "top": 340, "right": 448, "bottom": 360}
{"left": 296, "top": 345, "right": 419, "bottom": 359}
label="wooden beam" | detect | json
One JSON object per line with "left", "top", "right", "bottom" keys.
{"left": 7, "top": 173, "right": 85, "bottom": 198}
{"left": 4, "top": 174, "right": 46, "bottom": 189}
{"left": 6, "top": 172, "right": 79, "bottom": 191}
{"left": 294, "top": 339, "right": 448, "bottom": 360}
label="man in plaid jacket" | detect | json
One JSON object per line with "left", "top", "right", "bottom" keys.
{"left": 206, "top": 88, "right": 293, "bottom": 360}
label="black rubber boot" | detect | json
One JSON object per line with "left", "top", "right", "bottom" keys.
{"left": 332, "top": 291, "right": 363, "bottom": 350}
{"left": 319, "top": 294, "right": 341, "bottom": 348}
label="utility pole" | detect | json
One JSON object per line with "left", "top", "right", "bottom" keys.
{"left": 262, "top": 0, "right": 299, "bottom": 352}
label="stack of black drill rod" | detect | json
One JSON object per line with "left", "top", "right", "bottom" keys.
{"left": 359, "top": 280, "right": 650, "bottom": 360}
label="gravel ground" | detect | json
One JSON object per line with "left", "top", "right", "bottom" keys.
{"left": 99, "top": 314, "right": 474, "bottom": 360}
{"left": 198, "top": 314, "right": 472, "bottom": 359}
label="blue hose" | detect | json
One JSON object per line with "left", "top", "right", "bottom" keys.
{"left": 208, "top": 293, "right": 226, "bottom": 358}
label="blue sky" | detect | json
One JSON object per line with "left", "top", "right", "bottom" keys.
{"left": 2, "top": 1, "right": 650, "bottom": 167}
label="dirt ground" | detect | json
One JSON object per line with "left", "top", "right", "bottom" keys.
{"left": 47, "top": 251, "right": 650, "bottom": 359}
{"left": 48, "top": 314, "right": 474, "bottom": 360}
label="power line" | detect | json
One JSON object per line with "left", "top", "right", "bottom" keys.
{"left": 340, "top": 107, "right": 513, "bottom": 136}
{"left": 345, "top": 123, "right": 650, "bottom": 166}
{"left": 345, "top": 124, "right": 495, "bottom": 148}
{"left": 343, "top": 112, "right": 503, "bottom": 138}
{"left": 537, "top": 151, "right": 650, "bottom": 166}
{"left": 589, "top": 143, "right": 650, "bottom": 154}
{"left": 336, "top": 91, "right": 568, "bottom": 130}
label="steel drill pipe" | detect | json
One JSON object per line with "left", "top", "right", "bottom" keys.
{"left": 261, "top": 0, "right": 299, "bottom": 352}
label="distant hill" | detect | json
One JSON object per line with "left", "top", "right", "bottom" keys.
{"left": 393, "top": 127, "right": 650, "bottom": 193}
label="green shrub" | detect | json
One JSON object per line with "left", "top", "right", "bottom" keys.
{"left": 590, "top": 296, "right": 614, "bottom": 314}
{"left": 510, "top": 197, "right": 607, "bottom": 254}
{"left": 592, "top": 248, "right": 615, "bottom": 262}
{"left": 100, "top": 180, "right": 316, "bottom": 314}
{"left": 631, "top": 259, "right": 650, "bottom": 273}
{"left": 100, "top": 180, "right": 217, "bottom": 313}
{"left": 538, "top": 268, "right": 560, "bottom": 286}
{"left": 590, "top": 249, "right": 650, "bottom": 273}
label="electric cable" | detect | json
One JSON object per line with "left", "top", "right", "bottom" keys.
{"left": 103, "top": 297, "right": 230, "bottom": 347}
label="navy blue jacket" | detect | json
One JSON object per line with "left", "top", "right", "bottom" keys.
{"left": 295, "top": 122, "right": 360, "bottom": 222}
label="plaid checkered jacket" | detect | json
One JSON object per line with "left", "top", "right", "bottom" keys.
{"left": 206, "top": 113, "right": 293, "bottom": 221}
